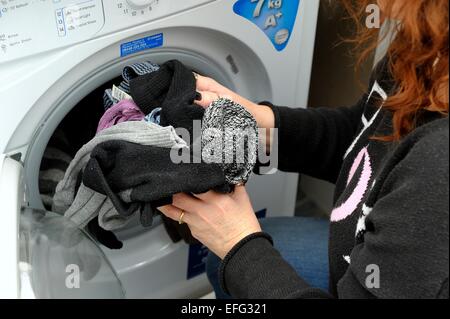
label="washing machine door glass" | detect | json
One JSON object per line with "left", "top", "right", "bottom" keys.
{"left": 19, "top": 208, "right": 125, "bottom": 299}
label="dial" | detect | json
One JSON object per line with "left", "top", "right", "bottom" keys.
{"left": 126, "top": 0, "right": 155, "bottom": 10}
{"left": 117, "top": 0, "right": 159, "bottom": 18}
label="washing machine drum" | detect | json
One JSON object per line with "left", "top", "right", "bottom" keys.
{"left": 20, "top": 208, "right": 125, "bottom": 299}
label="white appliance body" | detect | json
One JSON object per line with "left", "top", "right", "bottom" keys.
{"left": 0, "top": 0, "right": 319, "bottom": 298}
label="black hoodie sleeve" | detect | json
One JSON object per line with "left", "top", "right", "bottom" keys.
{"left": 264, "top": 98, "right": 366, "bottom": 183}
{"left": 263, "top": 58, "right": 390, "bottom": 183}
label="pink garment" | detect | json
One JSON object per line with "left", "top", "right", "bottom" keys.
{"left": 97, "top": 99, "right": 145, "bottom": 133}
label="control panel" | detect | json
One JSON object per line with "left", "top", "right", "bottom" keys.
{"left": 0, "top": 0, "right": 215, "bottom": 63}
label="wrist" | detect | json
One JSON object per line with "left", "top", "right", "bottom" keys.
{"left": 221, "top": 227, "right": 262, "bottom": 259}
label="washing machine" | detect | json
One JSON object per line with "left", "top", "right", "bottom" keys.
{"left": 0, "top": 0, "right": 319, "bottom": 298}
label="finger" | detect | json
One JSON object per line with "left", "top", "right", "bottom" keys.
{"left": 194, "top": 91, "right": 219, "bottom": 108}
{"left": 172, "top": 193, "right": 205, "bottom": 215}
{"left": 195, "top": 74, "right": 215, "bottom": 92}
{"left": 158, "top": 205, "right": 182, "bottom": 221}
{"left": 220, "top": 94, "right": 234, "bottom": 101}
{"left": 158, "top": 205, "right": 192, "bottom": 224}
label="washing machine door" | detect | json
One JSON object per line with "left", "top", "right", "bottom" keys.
{"left": 0, "top": 156, "right": 125, "bottom": 299}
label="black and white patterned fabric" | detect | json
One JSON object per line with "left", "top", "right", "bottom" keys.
{"left": 103, "top": 61, "right": 160, "bottom": 110}
{"left": 201, "top": 98, "right": 258, "bottom": 185}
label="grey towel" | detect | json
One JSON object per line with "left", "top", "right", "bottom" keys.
{"left": 64, "top": 185, "right": 137, "bottom": 231}
{"left": 53, "top": 121, "right": 188, "bottom": 230}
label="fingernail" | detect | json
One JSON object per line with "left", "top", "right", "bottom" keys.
{"left": 195, "top": 92, "right": 202, "bottom": 101}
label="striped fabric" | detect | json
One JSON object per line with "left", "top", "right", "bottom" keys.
{"left": 39, "top": 129, "right": 74, "bottom": 211}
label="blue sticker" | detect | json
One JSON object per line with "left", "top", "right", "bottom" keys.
{"left": 120, "top": 33, "right": 163, "bottom": 57}
{"left": 186, "top": 209, "right": 268, "bottom": 280}
{"left": 187, "top": 244, "right": 209, "bottom": 280}
{"left": 233, "top": 0, "right": 300, "bottom": 51}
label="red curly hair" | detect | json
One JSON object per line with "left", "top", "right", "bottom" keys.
{"left": 342, "top": 0, "right": 449, "bottom": 141}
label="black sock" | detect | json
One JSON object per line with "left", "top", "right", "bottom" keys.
{"left": 87, "top": 218, "right": 123, "bottom": 250}
{"left": 130, "top": 60, "right": 205, "bottom": 140}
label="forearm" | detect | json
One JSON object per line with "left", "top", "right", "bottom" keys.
{"left": 259, "top": 99, "right": 367, "bottom": 181}
{"left": 228, "top": 87, "right": 366, "bottom": 181}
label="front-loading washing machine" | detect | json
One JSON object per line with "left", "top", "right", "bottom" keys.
{"left": 0, "top": 0, "right": 319, "bottom": 298}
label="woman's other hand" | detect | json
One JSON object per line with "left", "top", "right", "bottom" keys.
{"left": 159, "top": 186, "right": 262, "bottom": 259}
{"left": 194, "top": 74, "right": 233, "bottom": 108}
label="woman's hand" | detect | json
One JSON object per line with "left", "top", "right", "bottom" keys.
{"left": 158, "top": 186, "right": 262, "bottom": 259}
{"left": 194, "top": 74, "right": 235, "bottom": 108}
{"left": 194, "top": 74, "right": 276, "bottom": 150}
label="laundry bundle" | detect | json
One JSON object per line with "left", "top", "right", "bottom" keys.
{"left": 53, "top": 121, "right": 188, "bottom": 229}
{"left": 52, "top": 59, "right": 259, "bottom": 249}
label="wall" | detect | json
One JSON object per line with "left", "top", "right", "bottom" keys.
{"left": 297, "top": 0, "right": 375, "bottom": 216}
